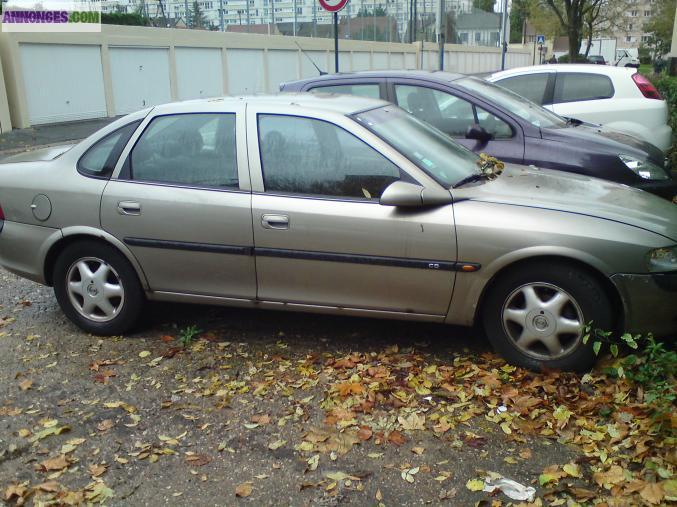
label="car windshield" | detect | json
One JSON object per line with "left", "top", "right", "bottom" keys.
{"left": 457, "top": 76, "right": 567, "bottom": 129}
{"left": 352, "top": 105, "right": 480, "bottom": 188}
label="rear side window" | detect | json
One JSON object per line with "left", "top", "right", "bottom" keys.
{"left": 78, "top": 121, "right": 140, "bottom": 178}
{"left": 128, "top": 113, "right": 238, "bottom": 189}
{"left": 309, "top": 83, "right": 381, "bottom": 99}
{"left": 553, "top": 73, "right": 614, "bottom": 103}
{"left": 495, "top": 73, "right": 550, "bottom": 105}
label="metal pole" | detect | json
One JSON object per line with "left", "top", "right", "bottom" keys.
{"left": 313, "top": 0, "right": 317, "bottom": 37}
{"left": 334, "top": 11, "right": 339, "bottom": 72}
{"left": 184, "top": 0, "right": 190, "bottom": 27}
{"left": 360, "top": 0, "right": 364, "bottom": 39}
{"left": 271, "top": 0, "right": 275, "bottom": 28}
{"left": 219, "top": 0, "right": 224, "bottom": 30}
{"left": 500, "top": 0, "right": 508, "bottom": 69}
{"left": 246, "top": 0, "right": 250, "bottom": 31}
{"left": 347, "top": 2, "right": 351, "bottom": 39}
{"left": 372, "top": 2, "right": 375, "bottom": 41}
{"left": 293, "top": 0, "right": 297, "bottom": 36}
{"left": 436, "top": 0, "right": 444, "bottom": 69}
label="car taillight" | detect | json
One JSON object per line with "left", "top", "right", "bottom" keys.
{"left": 632, "top": 73, "right": 662, "bottom": 100}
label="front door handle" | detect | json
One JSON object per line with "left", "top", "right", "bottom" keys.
{"left": 117, "top": 201, "right": 141, "bottom": 216}
{"left": 261, "top": 214, "right": 289, "bottom": 230}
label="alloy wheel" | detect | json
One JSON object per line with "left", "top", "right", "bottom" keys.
{"left": 501, "top": 282, "right": 584, "bottom": 360}
{"left": 66, "top": 257, "right": 125, "bottom": 322}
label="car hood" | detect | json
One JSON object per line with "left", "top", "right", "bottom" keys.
{"left": 454, "top": 164, "right": 677, "bottom": 242}
{"left": 541, "top": 124, "right": 665, "bottom": 166}
{"left": 0, "top": 143, "right": 75, "bottom": 163}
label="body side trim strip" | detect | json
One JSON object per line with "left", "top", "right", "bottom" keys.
{"left": 123, "top": 237, "right": 479, "bottom": 272}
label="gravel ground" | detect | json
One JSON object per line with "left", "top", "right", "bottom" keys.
{"left": 0, "top": 268, "right": 586, "bottom": 506}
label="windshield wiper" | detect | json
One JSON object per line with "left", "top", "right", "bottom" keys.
{"left": 453, "top": 172, "right": 486, "bottom": 188}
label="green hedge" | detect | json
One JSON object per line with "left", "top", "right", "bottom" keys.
{"left": 650, "top": 73, "right": 677, "bottom": 168}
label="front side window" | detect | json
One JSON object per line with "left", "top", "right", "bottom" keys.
{"left": 129, "top": 113, "right": 238, "bottom": 189}
{"left": 553, "top": 73, "right": 614, "bottom": 103}
{"left": 258, "top": 114, "right": 401, "bottom": 199}
{"left": 78, "top": 121, "right": 140, "bottom": 178}
{"left": 495, "top": 73, "right": 550, "bottom": 105}
{"left": 395, "top": 84, "right": 512, "bottom": 139}
{"left": 310, "top": 83, "right": 381, "bottom": 99}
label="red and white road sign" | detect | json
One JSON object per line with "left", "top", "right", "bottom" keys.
{"left": 318, "top": 0, "right": 349, "bottom": 12}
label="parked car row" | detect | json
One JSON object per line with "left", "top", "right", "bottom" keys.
{"left": 0, "top": 66, "right": 675, "bottom": 373}
{"left": 281, "top": 69, "right": 676, "bottom": 199}
{"left": 487, "top": 64, "right": 672, "bottom": 153}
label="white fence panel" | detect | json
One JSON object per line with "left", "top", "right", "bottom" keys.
{"left": 228, "top": 48, "right": 265, "bottom": 94}
{"left": 175, "top": 47, "right": 223, "bottom": 100}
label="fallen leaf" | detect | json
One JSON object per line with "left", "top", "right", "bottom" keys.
{"left": 89, "top": 464, "right": 107, "bottom": 477}
{"left": 38, "top": 454, "right": 69, "bottom": 472}
{"left": 466, "top": 478, "right": 485, "bottom": 491}
{"left": 139, "top": 351, "right": 151, "bottom": 358}
{"left": 235, "top": 482, "right": 252, "bottom": 497}
{"left": 387, "top": 430, "right": 406, "bottom": 446}
{"left": 19, "top": 379, "right": 32, "bottom": 391}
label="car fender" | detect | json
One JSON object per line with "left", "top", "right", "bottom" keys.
{"left": 45, "top": 226, "right": 150, "bottom": 290}
{"left": 600, "top": 121, "right": 653, "bottom": 145}
{"left": 445, "top": 245, "right": 615, "bottom": 327}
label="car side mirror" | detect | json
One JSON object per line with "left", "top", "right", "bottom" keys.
{"left": 465, "top": 124, "right": 493, "bottom": 143}
{"left": 379, "top": 181, "right": 452, "bottom": 207}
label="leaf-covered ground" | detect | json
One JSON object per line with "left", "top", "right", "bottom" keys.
{"left": 0, "top": 270, "right": 674, "bottom": 506}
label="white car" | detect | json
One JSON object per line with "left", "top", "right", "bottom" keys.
{"left": 487, "top": 64, "right": 672, "bottom": 153}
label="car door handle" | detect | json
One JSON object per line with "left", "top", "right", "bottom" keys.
{"left": 261, "top": 214, "right": 289, "bottom": 230}
{"left": 117, "top": 201, "right": 141, "bottom": 216}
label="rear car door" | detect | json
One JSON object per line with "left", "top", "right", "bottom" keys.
{"left": 549, "top": 72, "right": 615, "bottom": 122}
{"left": 387, "top": 80, "right": 524, "bottom": 164}
{"left": 101, "top": 104, "right": 256, "bottom": 299}
{"left": 246, "top": 103, "right": 457, "bottom": 316}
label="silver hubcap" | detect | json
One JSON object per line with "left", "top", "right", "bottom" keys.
{"left": 501, "top": 283, "right": 584, "bottom": 360}
{"left": 66, "top": 257, "right": 124, "bottom": 322}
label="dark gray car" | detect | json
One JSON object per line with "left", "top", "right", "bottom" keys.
{"left": 281, "top": 71, "right": 677, "bottom": 200}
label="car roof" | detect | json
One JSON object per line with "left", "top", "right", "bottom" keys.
{"left": 151, "top": 93, "right": 391, "bottom": 116}
{"left": 489, "top": 64, "right": 636, "bottom": 79}
{"left": 283, "top": 70, "right": 466, "bottom": 88}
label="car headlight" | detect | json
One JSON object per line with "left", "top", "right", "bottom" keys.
{"left": 619, "top": 155, "right": 669, "bottom": 180}
{"left": 646, "top": 246, "right": 677, "bottom": 272}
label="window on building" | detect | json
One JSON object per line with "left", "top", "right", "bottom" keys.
{"left": 644, "top": 9, "right": 651, "bottom": 15}
{"left": 631, "top": 9, "right": 638, "bottom": 15}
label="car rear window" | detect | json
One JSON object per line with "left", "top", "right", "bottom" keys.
{"left": 553, "top": 73, "right": 614, "bottom": 103}
{"left": 309, "top": 83, "right": 381, "bottom": 99}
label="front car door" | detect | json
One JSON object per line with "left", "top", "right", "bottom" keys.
{"left": 489, "top": 70, "right": 555, "bottom": 108}
{"left": 386, "top": 79, "right": 525, "bottom": 164}
{"left": 246, "top": 103, "right": 457, "bottom": 317}
{"left": 101, "top": 102, "right": 256, "bottom": 300}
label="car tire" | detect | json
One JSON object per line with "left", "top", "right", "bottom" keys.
{"left": 482, "top": 262, "right": 613, "bottom": 372}
{"left": 53, "top": 240, "right": 144, "bottom": 335}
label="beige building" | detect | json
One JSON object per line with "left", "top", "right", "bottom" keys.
{"left": 617, "top": 0, "right": 654, "bottom": 48}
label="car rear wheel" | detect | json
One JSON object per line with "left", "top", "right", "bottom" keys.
{"left": 482, "top": 262, "right": 613, "bottom": 372}
{"left": 53, "top": 241, "right": 144, "bottom": 335}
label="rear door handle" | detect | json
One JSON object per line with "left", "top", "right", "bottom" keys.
{"left": 261, "top": 214, "right": 289, "bottom": 230}
{"left": 117, "top": 201, "right": 141, "bottom": 216}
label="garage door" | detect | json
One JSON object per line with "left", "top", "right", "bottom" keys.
{"left": 175, "top": 47, "right": 223, "bottom": 100}
{"left": 109, "top": 47, "right": 171, "bottom": 115}
{"left": 20, "top": 43, "right": 107, "bottom": 125}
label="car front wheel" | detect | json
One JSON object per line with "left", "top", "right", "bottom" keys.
{"left": 53, "top": 241, "right": 144, "bottom": 335}
{"left": 482, "top": 262, "right": 613, "bottom": 372}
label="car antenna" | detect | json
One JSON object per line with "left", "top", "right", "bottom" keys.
{"left": 294, "top": 40, "right": 327, "bottom": 76}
